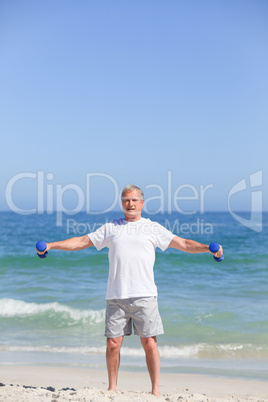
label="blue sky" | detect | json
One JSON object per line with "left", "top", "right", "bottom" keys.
{"left": 1, "top": 0, "right": 267, "bottom": 214}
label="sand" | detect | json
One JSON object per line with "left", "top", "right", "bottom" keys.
{"left": 0, "top": 365, "right": 267, "bottom": 401}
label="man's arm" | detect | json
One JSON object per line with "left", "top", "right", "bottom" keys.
{"left": 36, "top": 235, "right": 94, "bottom": 255}
{"left": 169, "top": 235, "right": 223, "bottom": 258}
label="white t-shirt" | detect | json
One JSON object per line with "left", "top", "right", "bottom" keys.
{"left": 88, "top": 217, "right": 175, "bottom": 300}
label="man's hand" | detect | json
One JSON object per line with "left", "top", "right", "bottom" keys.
{"left": 210, "top": 244, "right": 223, "bottom": 258}
{"left": 36, "top": 243, "right": 51, "bottom": 256}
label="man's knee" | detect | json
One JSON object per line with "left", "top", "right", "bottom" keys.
{"left": 141, "top": 336, "right": 157, "bottom": 353}
{"left": 107, "top": 337, "right": 123, "bottom": 353}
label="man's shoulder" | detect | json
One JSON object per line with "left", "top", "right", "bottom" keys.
{"left": 92, "top": 218, "right": 126, "bottom": 236}
{"left": 139, "top": 218, "right": 167, "bottom": 233}
{"left": 141, "top": 217, "right": 161, "bottom": 227}
{"left": 141, "top": 218, "right": 172, "bottom": 234}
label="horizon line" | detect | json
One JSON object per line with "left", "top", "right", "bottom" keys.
{"left": 0, "top": 209, "right": 267, "bottom": 213}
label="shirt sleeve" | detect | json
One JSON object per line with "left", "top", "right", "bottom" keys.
{"left": 152, "top": 222, "right": 175, "bottom": 251}
{"left": 87, "top": 223, "right": 110, "bottom": 251}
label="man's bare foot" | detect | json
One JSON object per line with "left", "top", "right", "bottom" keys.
{"left": 152, "top": 389, "right": 161, "bottom": 397}
{"left": 108, "top": 387, "right": 117, "bottom": 392}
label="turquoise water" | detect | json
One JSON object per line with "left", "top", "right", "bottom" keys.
{"left": 0, "top": 211, "right": 267, "bottom": 380}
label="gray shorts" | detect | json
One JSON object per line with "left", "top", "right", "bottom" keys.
{"left": 105, "top": 296, "right": 164, "bottom": 338}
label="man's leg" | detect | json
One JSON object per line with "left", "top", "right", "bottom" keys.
{"left": 106, "top": 336, "right": 124, "bottom": 391}
{"left": 140, "top": 336, "right": 160, "bottom": 397}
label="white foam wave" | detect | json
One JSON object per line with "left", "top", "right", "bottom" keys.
{"left": 0, "top": 345, "right": 107, "bottom": 355}
{"left": 0, "top": 343, "right": 260, "bottom": 358}
{"left": 0, "top": 298, "right": 105, "bottom": 324}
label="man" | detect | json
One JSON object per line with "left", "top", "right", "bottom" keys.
{"left": 37, "top": 184, "right": 223, "bottom": 397}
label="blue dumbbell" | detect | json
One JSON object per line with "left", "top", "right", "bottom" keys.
{"left": 36, "top": 241, "right": 48, "bottom": 258}
{"left": 209, "top": 242, "right": 224, "bottom": 262}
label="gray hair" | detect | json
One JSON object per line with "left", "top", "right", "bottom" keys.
{"left": 121, "top": 184, "right": 144, "bottom": 201}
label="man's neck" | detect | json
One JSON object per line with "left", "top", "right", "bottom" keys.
{"left": 124, "top": 214, "right": 142, "bottom": 222}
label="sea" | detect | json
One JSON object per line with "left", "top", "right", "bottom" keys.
{"left": 0, "top": 211, "right": 267, "bottom": 381}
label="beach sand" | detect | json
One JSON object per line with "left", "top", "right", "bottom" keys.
{"left": 0, "top": 365, "right": 267, "bottom": 401}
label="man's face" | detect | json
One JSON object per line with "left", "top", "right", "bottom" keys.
{"left": 122, "top": 189, "right": 144, "bottom": 221}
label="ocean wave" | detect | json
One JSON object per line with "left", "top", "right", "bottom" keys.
{"left": 1, "top": 343, "right": 267, "bottom": 359}
{"left": 0, "top": 345, "right": 107, "bottom": 355}
{"left": 0, "top": 298, "right": 105, "bottom": 326}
